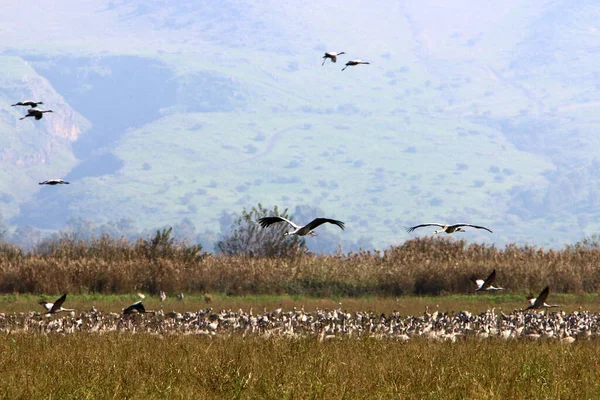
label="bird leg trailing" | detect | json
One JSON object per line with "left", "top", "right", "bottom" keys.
{"left": 309, "top": 232, "right": 318, "bottom": 237}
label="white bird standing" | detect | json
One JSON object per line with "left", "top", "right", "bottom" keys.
{"left": 322, "top": 51, "right": 345, "bottom": 65}
{"left": 471, "top": 270, "right": 504, "bottom": 292}
{"left": 524, "top": 286, "right": 560, "bottom": 310}
{"left": 19, "top": 108, "right": 53, "bottom": 120}
{"left": 39, "top": 293, "right": 74, "bottom": 314}
{"left": 341, "top": 60, "right": 370, "bottom": 71}
{"left": 406, "top": 223, "right": 493, "bottom": 235}
{"left": 259, "top": 216, "right": 345, "bottom": 237}
{"left": 39, "top": 179, "right": 70, "bottom": 185}
{"left": 12, "top": 100, "right": 43, "bottom": 108}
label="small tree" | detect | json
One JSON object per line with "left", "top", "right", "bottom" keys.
{"left": 215, "top": 204, "right": 306, "bottom": 257}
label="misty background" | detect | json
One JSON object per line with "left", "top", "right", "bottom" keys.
{"left": 0, "top": 0, "right": 599, "bottom": 252}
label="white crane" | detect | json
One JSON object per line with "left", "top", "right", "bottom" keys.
{"left": 471, "top": 270, "right": 504, "bottom": 292}
{"left": 12, "top": 100, "right": 44, "bottom": 108}
{"left": 524, "top": 286, "right": 560, "bottom": 310}
{"left": 258, "top": 216, "right": 345, "bottom": 236}
{"left": 39, "top": 293, "right": 74, "bottom": 314}
{"left": 406, "top": 223, "right": 492, "bottom": 234}
{"left": 322, "top": 51, "right": 345, "bottom": 65}
{"left": 341, "top": 60, "right": 370, "bottom": 71}
{"left": 39, "top": 179, "right": 70, "bottom": 185}
{"left": 19, "top": 108, "right": 53, "bottom": 120}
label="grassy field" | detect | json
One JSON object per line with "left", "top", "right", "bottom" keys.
{"left": 2, "top": 237, "right": 600, "bottom": 399}
{"left": 3, "top": 292, "right": 600, "bottom": 315}
{"left": 3, "top": 292, "right": 600, "bottom": 399}
{"left": 1, "top": 333, "right": 599, "bottom": 399}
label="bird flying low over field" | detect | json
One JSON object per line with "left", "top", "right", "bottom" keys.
{"left": 341, "top": 60, "right": 370, "bottom": 71}
{"left": 258, "top": 216, "right": 345, "bottom": 237}
{"left": 39, "top": 293, "right": 74, "bottom": 314}
{"left": 471, "top": 270, "right": 504, "bottom": 292}
{"left": 12, "top": 100, "right": 43, "bottom": 108}
{"left": 524, "top": 286, "right": 560, "bottom": 310}
{"left": 39, "top": 179, "right": 69, "bottom": 185}
{"left": 123, "top": 301, "right": 146, "bottom": 314}
{"left": 405, "top": 223, "right": 493, "bottom": 235}
{"left": 322, "top": 51, "right": 345, "bottom": 65}
{"left": 19, "top": 108, "right": 53, "bottom": 120}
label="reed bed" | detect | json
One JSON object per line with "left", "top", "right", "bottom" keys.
{"left": 1, "top": 236, "right": 600, "bottom": 296}
{"left": 1, "top": 334, "right": 599, "bottom": 399}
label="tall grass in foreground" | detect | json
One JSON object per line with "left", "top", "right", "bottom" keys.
{"left": 1, "top": 334, "right": 599, "bottom": 399}
{"left": 1, "top": 235, "right": 600, "bottom": 296}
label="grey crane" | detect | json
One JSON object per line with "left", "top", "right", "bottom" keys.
{"left": 39, "top": 293, "right": 74, "bottom": 314}
{"left": 20, "top": 108, "right": 53, "bottom": 120}
{"left": 123, "top": 301, "right": 146, "bottom": 314}
{"left": 12, "top": 100, "right": 44, "bottom": 108}
{"left": 39, "top": 179, "right": 69, "bottom": 185}
{"left": 406, "top": 223, "right": 493, "bottom": 235}
{"left": 524, "top": 286, "right": 560, "bottom": 310}
{"left": 342, "top": 60, "right": 370, "bottom": 71}
{"left": 322, "top": 51, "right": 345, "bottom": 65}
{"left": 258, "top": 216, "right": 345, "bottom": 236}
{"left": 471, "top": 270, "right": 504, "bottom": 292}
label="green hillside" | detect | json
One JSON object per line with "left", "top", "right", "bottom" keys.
{"left": 0, "top": 1, "right": 599, "bottom": 250}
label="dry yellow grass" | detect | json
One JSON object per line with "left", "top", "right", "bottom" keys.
{"left": 2, "top": 236, "right": 600, "bottom": 296}
{"left": 1, "top": 334, "right": 599, "bottom": 399}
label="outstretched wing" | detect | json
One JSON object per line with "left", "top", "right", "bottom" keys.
{"left": 258, "top": 216, "right": 300, "bottom": 229}
{"left": 480, "top": 270, "right": 496, "bottom": 290}
{"left": 532, "top": 286, "right": 550, "bottom": 308}
{"left": 305, "top": 218, "right": 345, "bottom": 231}
{"left": 405, "top": 223, "right": 444, "bottom": 233}
{"left": 50, "top": 293, "right": 67, "bottom": 313}
{"left": 123, "top": 301, "right": 145, "bottom": 314}
{"left": 452, "top": 224, "right": 493, "bottom": 233}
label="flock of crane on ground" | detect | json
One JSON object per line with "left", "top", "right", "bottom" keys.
{"left": 11, "top": 51, "right": 559, "bottom": 317}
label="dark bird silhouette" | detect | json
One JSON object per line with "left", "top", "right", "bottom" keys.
{"left": 406, "top": 223, "right": 493, "bottom": 234}
{"left": 258, "top": 216, "right": 345, "bottom": 237}
{"left": 123, "top": 301, "right": 146, "bottom": 314}
{"left": 19, "top": 108, "right": 53, "bottom": 120}
{"left": 322, "top": 51, "right": 345, "bottom": 65}
{"left": 39, "top": 179, "right": 69, "bottom": 185}
{"left": 12, "top": 100, "right": 43, "bottom": 108}
{"left": 342, "top": 60, "right": 370, "bottom": 71}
